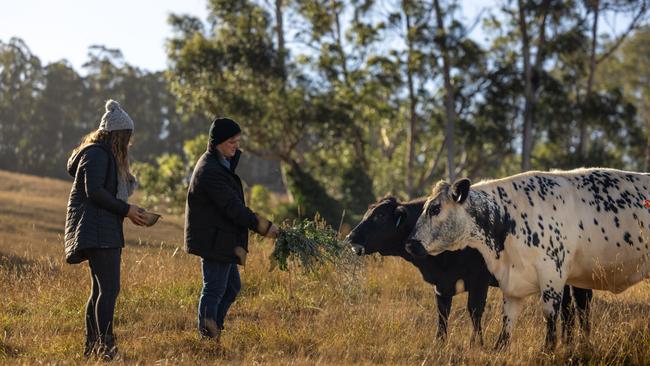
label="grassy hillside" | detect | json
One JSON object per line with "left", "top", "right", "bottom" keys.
{"left": 2, "top": 169, "right": 650, "bottom": 365}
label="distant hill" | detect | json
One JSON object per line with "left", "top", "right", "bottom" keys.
{"left": 0, "top": 169, "right": 185, "bottom": 260}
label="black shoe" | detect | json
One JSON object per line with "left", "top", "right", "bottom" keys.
{"left": 97, "top": 334, "right": 119, "bottom": 361}
{"left": 83, "top": 335, "right": 97, "bottom": 358}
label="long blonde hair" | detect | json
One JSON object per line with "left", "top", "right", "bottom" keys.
{"left": 72, "top": 129, "right": 132, "bottom": 179}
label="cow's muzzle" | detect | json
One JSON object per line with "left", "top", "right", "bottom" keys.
{"left": 345, "top": 233, "right": 366, "bottom": 256}
{"left": 351, "top": 244, "right": 365, "bottom": 256}
{"left": 405, "top": 239, "right": 428, "bottom": 258}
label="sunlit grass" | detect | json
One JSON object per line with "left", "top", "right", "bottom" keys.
{"left": 2, "top": 169, "right": 650, "bottom": 365}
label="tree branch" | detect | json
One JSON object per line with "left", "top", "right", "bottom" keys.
{"left": 596, "top": 1, "right": 648, "bottom": 65}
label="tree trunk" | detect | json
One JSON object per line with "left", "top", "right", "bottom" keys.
{"left": 518, "top": 0, "right": 533, "bottom": 172}
{"left": 275, "top": 0, "right": 286, "bottom": 82}
{"left": 280, "top": 160, "right": 294, "bottom": 202}
{"left": 579, "top": 0, "right": 600, "bottom": 161}
{"left": 645, "top": 110, "right": 650, "bottom": 171}
{"left": 274, "top": 0, "right": 293, "bottom": 201}
{"left": 330, "top": 0, "right": 350, "bottom": 84}
{"left": 434, "top": 0, "right": 456, "bottom": 182}
{"left": 330, "top": 0, "right": 368, "bottom": 171}
{"left": 415, "top": 138, "right": 446, "bottom": 193}
{"left": 404, "top": 0, "right": 418, "bottom": 198}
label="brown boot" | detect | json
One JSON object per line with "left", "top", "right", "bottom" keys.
{"left": 201, "top": 318, "right": 222, "bottom": 341}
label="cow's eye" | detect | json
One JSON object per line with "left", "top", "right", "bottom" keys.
{"left": 375, "top": 212, "right": 385, "bottom": 220}
{"left": 427, "top": 204, "right": 440, "bottom": 216}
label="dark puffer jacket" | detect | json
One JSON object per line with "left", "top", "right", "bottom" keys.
{"left": 185, "top": 149, "right": 270, "bottom": 265}
{"left": 64, "top": 143, "right": 130, "bottom": 264}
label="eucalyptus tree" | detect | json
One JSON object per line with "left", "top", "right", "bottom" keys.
{"left": 0, "top": 38, "right": 42, "bottom": 172}
{"left": 166, "top": 0, "right": 351, "bottom": 223}
{"left": 83, "top": 45, "right": 187, "bottom": 163}
{"left": 31, "top": 61, "right": 87, "bottom": 178}
{"left": 294, "top": 0, "right": 447, "bottom": 198}
{"left": 534, "top": 0, "right": 646, "bottom": 169}
{"left": 483, "top": 0, "right": 645, "bottom": 171}
{"left": 598, "top": 26, "right": 650, "bottom": 170}
{"left": 575, "top": 0, "right": 648, "bottom": 161}
{"left": 427, "top": 0, "right": 493, "bottom": 183}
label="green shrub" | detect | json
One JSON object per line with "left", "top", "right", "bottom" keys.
{"left": 132, "top": 153, "right": 187, "bottom": 213}
{"left": 285, "top": 161, "right": 345, "bottom": 226}
{"left": 249, "top": 184, "right": 272, "bottom": 217}
{"left": 183, "top": 133, "right": 208, "bottom": 168}
{"left": 340, "top": 161, "right": 375, "bottom": 220}
{"left": 269, "top": 201, "right": 299, "bottom": 223}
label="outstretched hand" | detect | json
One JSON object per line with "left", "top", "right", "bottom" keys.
{"left": 127, "top": 205, "right": 147, "bottom": 226}
{"left": 266, "top": 224, "right": 280, "bottom": 239}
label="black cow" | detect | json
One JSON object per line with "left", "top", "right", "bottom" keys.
{"left": 347, "top": 196, "right": 593, "bottom": 345}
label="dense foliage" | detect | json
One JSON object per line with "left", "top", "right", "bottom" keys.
{"left": 1, "top": 1, "right": 649, "bottom": 223}
{"left": 0, "top": 41, "right": 209, "bottom": 180}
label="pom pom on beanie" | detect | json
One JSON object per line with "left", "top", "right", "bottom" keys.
{"left": 99, "top": 99, "right": 134, "bottom": 131}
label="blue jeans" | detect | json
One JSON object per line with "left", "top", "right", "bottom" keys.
{"left": 198, "top": 259, "right": 241, "bottom": 337}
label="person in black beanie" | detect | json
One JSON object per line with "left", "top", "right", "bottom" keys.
{"left": 184, "top": 117, "right": 279, "bottom": 342}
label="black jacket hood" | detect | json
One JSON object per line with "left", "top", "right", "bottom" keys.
{"left": 67, "top": 143, "right": 111, "bottom": 177}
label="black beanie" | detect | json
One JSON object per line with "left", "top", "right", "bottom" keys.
{"left": 209, "top": 117, "right": 242, "bottom": 147}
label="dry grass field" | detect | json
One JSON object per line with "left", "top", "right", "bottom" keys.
{"left": 2, "top": 169, "right": 650, "bottom": 365}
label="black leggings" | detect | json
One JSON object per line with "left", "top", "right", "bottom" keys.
{"left": 85, "top": 248, "right": 121, "bottom": 340}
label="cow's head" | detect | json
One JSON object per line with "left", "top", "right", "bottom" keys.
{"left": 406, "top": 178, "right": 473, "bottom": 257}
{"left": 345, "top": 197, "right": 410, "bottom": 256}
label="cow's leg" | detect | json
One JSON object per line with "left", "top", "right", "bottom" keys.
{"left": 540, "top": 279, "right": 564, "bottom": 351}
{"left": 494, "top": 296, "right": 524, "bottom": 350}
{"left": 560, "top": 285, "right": 575, "bottom": 344}
{"left": 436, "top": 294, "right": 453, "bottom": 340}
{"left": 466, "top": 284, "right": 488, "bottom": 346}
{"left": 573, "top": 287, "right": 593, "bottom": 339}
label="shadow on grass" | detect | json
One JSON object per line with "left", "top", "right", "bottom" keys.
{"left": 124, "top": 237, "right": 184, "bottom": 252}
{"left": 0, "top": 340, "right": 21, "bottom": 358}
{"left": 590, "top": 295, "right": 650, "bottom": 314}
{"left": 0, "top": 251, "right": 59, "bottom": 278}
{"left": 0, "top": 251, "right": 36, "bottom": 274}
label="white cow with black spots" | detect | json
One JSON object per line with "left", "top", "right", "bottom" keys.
{"left": 405, "top": 168, "right": 650, "bottom": 349}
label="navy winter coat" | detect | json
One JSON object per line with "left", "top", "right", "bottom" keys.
{"left": 64, "top": 143, "right": 129, "bottom": 264}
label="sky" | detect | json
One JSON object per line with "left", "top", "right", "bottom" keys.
{"left": 0, "top": 0, "right": 632, "bottom": 73}
{"left": 0, "top": 0, "right": 207, "bottom": 72}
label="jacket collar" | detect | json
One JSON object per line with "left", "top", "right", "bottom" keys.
{"left": 207, "top": 148, "right": 241, "bottom": 173}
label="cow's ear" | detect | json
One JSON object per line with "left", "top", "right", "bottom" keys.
{"left": 450, "top": 178, "right": 471, "bottom": 204}
{"left": 395, "top": 205, "right": 408, "bottom": 228}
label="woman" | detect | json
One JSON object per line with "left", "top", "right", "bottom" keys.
{"left": 64, "top": 100, "right": 147, "bottom": 360}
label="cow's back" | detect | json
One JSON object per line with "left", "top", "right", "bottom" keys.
{"left": 475, "top": 168, "right": 650, "bottom": 293}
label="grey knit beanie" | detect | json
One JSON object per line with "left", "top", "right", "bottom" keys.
{"left": 99, "top": 100, "right": 134, "bottom": 131}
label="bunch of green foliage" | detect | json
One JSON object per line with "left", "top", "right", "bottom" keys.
{"left": 270, "top": 217, "right": 361, "bottom": 274}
